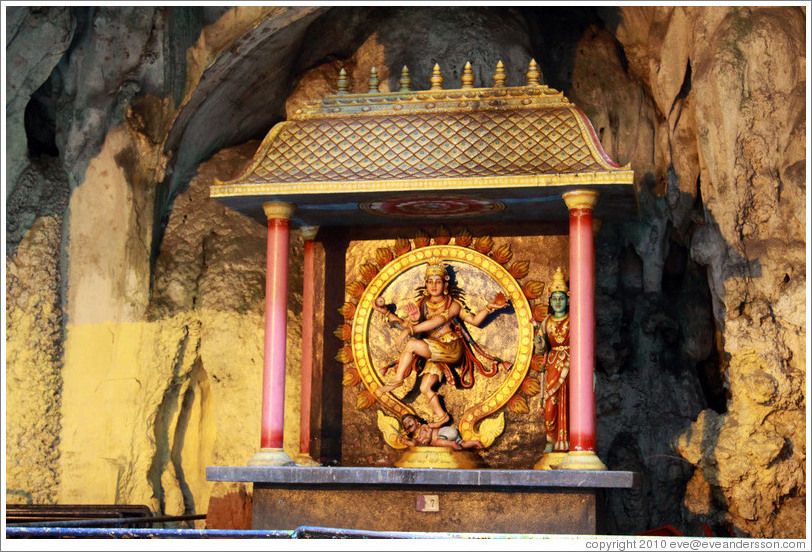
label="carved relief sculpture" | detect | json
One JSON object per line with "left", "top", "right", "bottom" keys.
{"left": 341, "top": 231, "right": 541, "bottom": 468}
{"left": 372, "top": 257, "right": 509, "bottom": 428}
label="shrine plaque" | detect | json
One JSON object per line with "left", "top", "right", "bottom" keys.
{"left": 416, "top": 494, "right": 440, "bottom": 512}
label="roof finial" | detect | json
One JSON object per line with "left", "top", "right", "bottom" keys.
{"left": 337, "top": 67, "right": 349, "bottom": 95}
{"left": 493, "top": 60, "right": 506, "bottom": 88}
{"left": 430, "top": 63, "right": 444, "bottom": 91}
{"left": 368, "top": 67, "right": 380, "bottom": 93}
{"left": 461, "top": 61, "right": 474, "bottom": 89}
{"left": 399, "top": 65, "right": 412, "bottom": 92}
{"left": 526, "top": 59, "right": 541, "bottom": 87}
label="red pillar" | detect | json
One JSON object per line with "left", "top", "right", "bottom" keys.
{"left": 559, "top": 190, "right": 606, "bottom": 470}
{"left": 295, "top": 226, "right": 320, "bottom": 466}
{"left": 249, "top": 201, "right": 295, "bottom": 466}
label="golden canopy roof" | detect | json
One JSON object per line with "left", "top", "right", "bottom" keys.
{"left": 212, "top": 61, "right": 636, "bottom": 226}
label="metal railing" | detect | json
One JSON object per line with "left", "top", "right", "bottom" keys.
{"left": 6, "top": 525, "right": 537, "bottom": 539}
{"left": 3, "top": 504, "right": 546, "bottom": 539}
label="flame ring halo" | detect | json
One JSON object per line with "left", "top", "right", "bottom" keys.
{"left": 351, "top": 245, "right": 534, "bottom": 441}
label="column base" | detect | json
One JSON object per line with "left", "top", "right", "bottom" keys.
{"left": 248, "top": 448, "right": 295, "bottom": 467}
{"left": 294, "top": 453, "right": 321, "bottom": 467}
{"left": 534, "top": 451, "right": 568, "bottom": 470}
{"left": 557, "top": 450, "right": 607, "bottom": 471}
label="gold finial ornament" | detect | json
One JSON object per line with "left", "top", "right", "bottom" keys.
{"left": 337, "top": 68, "right": 349, "bottom": 95}
{"left": 430, "top": 63, "right": 444, "bottom": 90}
{"left": 461, "top": 61, "right": 474, "bottom": 89}
{"left": 493, "top": 60, "right": 507, "bottom": 88}
{"left": 549, "top": 267, "right": 568, "bottom": 295}
{"left": 526, "top": 59, "right": 541, "bottom": 87}
{"left": 399, "top": 66, "right": 412, "bottom": 92}
{"left": 368, "top": 67, "right": 380, "bottom": 93}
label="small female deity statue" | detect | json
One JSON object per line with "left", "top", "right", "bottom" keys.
{"left": 532, "top": 267, "right": 570, "bottom": 453}
{"left": 372, "top": 258, "right": 508, "bottom": 428}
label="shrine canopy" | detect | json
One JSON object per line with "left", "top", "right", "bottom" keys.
{"left": 211, "top": 61, "right": 637, "bottom": 227}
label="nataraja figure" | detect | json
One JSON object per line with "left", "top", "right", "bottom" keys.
{"left": 373, "top": 258, "right": 509, "bottom": 428}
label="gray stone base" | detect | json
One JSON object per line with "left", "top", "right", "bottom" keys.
{"left": 207, "top": 466, "right": 638, "bottom": 535}
{"left": 253, "top": 485, "right": 595, "bottom": 534}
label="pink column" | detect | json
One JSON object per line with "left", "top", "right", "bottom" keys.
{"left": 249, "top": 201, "right": 295, "bottom": 466}
{"left": 295, "top": 226, "right": 320, "bottom": 466}
{"left": 559, "top": 190, "right": 606, "bottom": 470}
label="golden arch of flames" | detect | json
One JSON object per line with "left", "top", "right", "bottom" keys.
{"left": 336, "top": 228, "right": 549, "bottom": 451}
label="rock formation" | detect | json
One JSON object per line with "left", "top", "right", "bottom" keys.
{"left": 5, "top": 6, "right": 805, "bottom": 537}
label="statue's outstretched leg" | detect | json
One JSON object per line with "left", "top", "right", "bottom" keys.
{"left": 379, "top": 338, "right": 431, "bottom": 394}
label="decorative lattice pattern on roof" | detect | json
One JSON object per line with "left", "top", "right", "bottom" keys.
{"left": 230, "top": 107, "right": 617, "bottom": 187}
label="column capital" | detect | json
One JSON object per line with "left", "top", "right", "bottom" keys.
{"left": 263, "top": 201, "right": 295, "bottom": 220}
{"left": 563, "top": 189, "right": 599, "bottom": 211}
{"left": 300, "top": 226, "right": 319, "bottom": 240}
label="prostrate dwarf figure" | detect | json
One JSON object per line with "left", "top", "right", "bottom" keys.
{"left": 532, "top": 267, "right": 571, "bottom": 453}
{"left": 398, "top": 414, "right": 484, "bottom": 450}
{"left": 373, "top": 258, "right": 508, "bottom": 428}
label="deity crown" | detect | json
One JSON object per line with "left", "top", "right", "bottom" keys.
{"left": 425, "top": 258, "right": 449, "bottom": 280}
{"left": 549, "top": 267, "right": 569, "bottom": 294}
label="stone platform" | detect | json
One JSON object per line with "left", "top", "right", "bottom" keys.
{"left": 207, "top": 466, "right": 638, "bottom": 535}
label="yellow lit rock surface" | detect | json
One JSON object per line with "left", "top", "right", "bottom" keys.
{"left": 6, "top": 216, "right": 64, "bottom": 505}
{"left": 57, "top": 311, "right": 265, "bottom": 515}
{"left": 54, "top": 136, "right": 305, "bottom": 516}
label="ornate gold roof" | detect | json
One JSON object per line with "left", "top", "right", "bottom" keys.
{"left": 211, "top": 61, "right": 636, "bottom": 225}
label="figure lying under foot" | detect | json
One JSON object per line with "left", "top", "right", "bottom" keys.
{"left": 398, "top": 414, "right": 484, "bottom": 451}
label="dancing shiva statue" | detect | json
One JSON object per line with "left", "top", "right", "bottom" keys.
{"left": 372, "top": 258, "right": 509, "bottom": 429}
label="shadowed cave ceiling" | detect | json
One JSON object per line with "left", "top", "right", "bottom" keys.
{"left": 15, "top": 5, "right": 620, "bottom": 258}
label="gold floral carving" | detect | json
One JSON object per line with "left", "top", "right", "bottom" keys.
{"left": 377, "top": 410, "right": 408, "bottom": 450}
